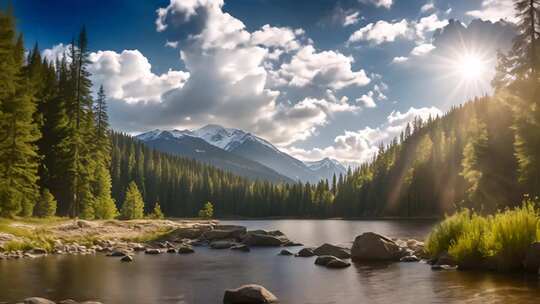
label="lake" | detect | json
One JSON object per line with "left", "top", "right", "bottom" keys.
{"left": 0, "top": 219, "right": 539, "bottom": 303}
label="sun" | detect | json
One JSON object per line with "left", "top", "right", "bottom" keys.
{"left": 453, "top": 52, "right": 488, "bottom": 81}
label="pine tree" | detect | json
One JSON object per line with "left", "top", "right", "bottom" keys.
{"left": 93, "top": 163, "right": 119, "bottom": 219}
{"left": 34, "top": 188, "right": 57, "bottom": 218}
{"left": 198, "top": 201, "right": 214, "bottom": 219}
{"left": 150, "top": 202, "right": 164, "bottom": 219}
{"left": 0, "top": 11, "right": 40, "bottom": 217}
{"left": 121, "top": 181, "right": 144, "bottom": 220}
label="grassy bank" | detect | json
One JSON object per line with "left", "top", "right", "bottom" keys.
{"left": 426, "top": 197, "right": 540, "bottom": 271}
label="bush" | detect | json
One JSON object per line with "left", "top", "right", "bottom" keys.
{"left": 198, "top": 202, "right": 214, "bottom": 219}
{"left": 426, "top": 197, "right": 540, "bottom": 271}
{"left": 33, "top": 188, "right": 57, "bottom": 218}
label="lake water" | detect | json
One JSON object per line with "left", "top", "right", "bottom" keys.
{"left": 1, "top": 219, "right": 539, "bottom": 304}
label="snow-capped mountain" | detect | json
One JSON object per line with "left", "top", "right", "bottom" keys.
{"left": 136, "top": 124, "right": 346, "bottom": 183}
{"left": 135, "top": 130, "right": 292, "bottom": 183}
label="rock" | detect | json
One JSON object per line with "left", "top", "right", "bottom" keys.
{"left": 212, "top": 225, "right": 247, "bottom": 239}
{"left": 351, "top": 232, "right": 406, "bottom": 261}
{"left": 178, "top": 245, "right": 195, "bottom": 254}
{"left": 279, "top": 249, "right": 293, "bottom": 256}
{"left": 231, "top": 244, "right": 250, "bottom": 252}
{"left": 431, "top": 264, "right": 458, "bottom": 271}
{"left": 132, "top": 244, "right": 146, "bottom": 252}
{"left": 223, "top": 284, "right": 278, "bottom": 304}
{"left": 210, "top": 241, "right": 235, "bottom": 249}
{"left": 167, "top": 248, "right": 177, "bottom": 253}
{"left": 23, "top": 298, "right": 55, "bottom": 304}
{"left": 313, "top": 243, "right": 351, "bottom": 259}
{"left": 434, "top": 252, "right": 456, "bottom": 266}
{"left": 524, "top": 242, "right": 540, "bottom": 273}
{"left": 295, "top": 248, "right": 315, "bottom": 257}
{"left": 267, "top": 230, "right": 285, "bottom": 237}
{"left": 326, "top": 259, "right": 351, "bottom": 268}
{"left": 76, "top": 220, "right": 96, "bottom": 228}
{"left": 168, "top": 226, "right": 212, "bottom": 240}
{"left": 30, "top": 248, "right": 47, "bottom": 255}
{"left": 203, "top": 229, "right": 237, "bottom": 241}
{"left": 400, "top": 255, "right": 419, "bottom": 262}
{"left": 282, "top": 241, "right": 303, "bottom": 247}
{"left": 121, "top": 255, "right": 133, "bottom": 262}
{"left": 314, "top": 255, "right": 338, "bottom": 266}
{"left": 145, "top": 248, "right": 162, "bottom": 255}
{"left": 58, "top": 300, "right": 79, "bottom": 304}
{"left": 107, "top": 250, "right": 127, "bottom": 257}
{"left": 243, "top": 233, "right": 284, "bottom": 247}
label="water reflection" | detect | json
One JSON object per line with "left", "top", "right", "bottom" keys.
{"left": 0, "top": 220, "right": 538, "bottom": 304}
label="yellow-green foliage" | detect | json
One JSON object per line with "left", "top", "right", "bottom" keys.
{"left": 426, "top": 198, "right": 540, "bottom": 270}
{"left": 426, "top": 209, "right": 471, "bottom": 258}
{"left": 198, "top": 201, "right": 214, "bottom": 219}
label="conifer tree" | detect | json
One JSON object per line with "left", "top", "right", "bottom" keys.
{"left": 0, "top": 10, "right": 40, "bottom": 217}
{"left": 34, "top": 188, "right": 57, "bottom": 218}
{"left": 121, "top": 181, "right": 144, "bottom": 220}
{"left": 150, "top": 202, "right": 164, "bottom": 219}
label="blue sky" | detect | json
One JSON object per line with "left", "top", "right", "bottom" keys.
{"left": 6, "top": 0, "right": 517, "bottom": 164}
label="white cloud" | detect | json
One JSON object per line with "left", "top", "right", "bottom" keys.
{"left": 343, "top": 12, "right": 361, "bottom": 26}
{"left": 165, "top": 40, "right": 179, "bottom": 48}
{"left": 415, "top": 14, "right": 449, "bottom": 40}
{"left": 357, "top": 92, "right": 376, "bottom": 108}
{"left": 348, "top": 19, "right": 410, "bottom": 44}
{"left": 410, "top": 43, "right": 436, "bottom": 56}
{"left": 360, "top": 0, "right": 393, "bottom": 9}
{"left": 392, "top": 56, "right": 409, "bottom": 63}
{"left": 275, "top": 45, "right": 370, "bottom": 90}
{"left": 88, "top": 50, "right": 190, "bottom": 103}
{"left": 251, "top": 24, "right": 303, "bottom": 52}
{"left": 41, "top": 43, "right": 70, "bottom": 63}
{"left": 287, "top": 106, "right": 442, "bottom": 164}
{"left": 420, "top": 2, "right": 435, "bottom": 13}
{"left": 466, "top": 0, "right": 518, "bottom": 23}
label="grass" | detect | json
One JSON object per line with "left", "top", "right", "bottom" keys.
{"left": 126, "top": 226, "right": 175, "bottom": 243}
{"left": 0, "top": 217, "right": 68, "bottom": 253}
{"left": 426, "top": 197, "right": 540, "bottom": 271}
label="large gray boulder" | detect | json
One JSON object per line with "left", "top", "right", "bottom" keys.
{"left": 243, "top": 234, "right": 284, "bottom": 247}
{"left": 203, "top": 226, "right": 247, "bottom": 241}
{"left": 351, "top": 232, "right": 406, "bottom": 261}
{"left": 223, "top": 284, "right": 278, "bottom": 303}
{"left": 210, "top": 241, "right": 235, "bottom": 249}
{"left": 523, "top": 242, "right": 540, "bottom": 273}
{"left": 313, "top": 244, "right": 351, "bottom": 259}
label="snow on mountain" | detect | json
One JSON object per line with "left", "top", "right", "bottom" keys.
{"left": 305, "top": 158, "right": 346, "bottom": 172}
{"left": 192, "top": 124, "right": 279, "bottom": 152}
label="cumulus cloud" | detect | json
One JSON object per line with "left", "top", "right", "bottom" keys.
{"left": 251, "top": 24, "right": 303, "bottom": 52}
{"left": 410, "top": 43, "right": 436, "bottom": 56}
{"left": 165, "top": 40, "right": 179, "bottom": 48}
{"left": 420, "top": 2, "right": 435, "bottom": 13}
{"left": 392, "top": 56, "right": 409, "bottom": 63}
{"left": 274, "top": 45, "right": 370, "bottom": 90}
{"left": 88, "top": 50, "right": 190, "bottom": 103}
{"left": 41, "top": 43, "right": 70, "bottom": 63}
{"left": 287, "top": 106, "right": 443, "bottom": 164}
{"left": 343, "top": 12, "right": 361, "bottom": 27}
{"left": 357, "top": 92, "right": 376, "bottom": 108}
{"left": 415, "top": 14, "right": 449, "bottom": 41}
{"left": 466, "top": 0, "right": 518, "bottom": 23}
{"left": 348, "top": 19, "right": 410, "bottom": 44}
{"left": 360, "top": 0, "right": 393, "bottom": 9}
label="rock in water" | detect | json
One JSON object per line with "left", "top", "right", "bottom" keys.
{"left": 231, "top": 244, "right": 251, "bottom": 252}
{"left": 313, "top": 243, "right": 351, "bottom": 259}
{"left": 326, "top": 259, "right": 351, "bottom": 268}
{"left": 22, "top": 298, "right": 56, "bottom": 304}
{"left": 223, "top": 284, "right": 278, "bottom": 303}
{"left": 145, "top": 248, "right": 162, "bottom": 255}
{"left": 121, "top": 255, "right": 134, "bottom": 262}
{"left": 351, "top": 232, "right": 405, "bottom": 261}
{"left": 178, "top": 245, "right": 195, "bottom": 254}
{"left": 314, "top": 255, "right": 338, "bottom": 266}
{"left": 524, "top": 242, "right": 540, "bottom": 273}
{"left": 243, "top": 234, "right": 284, "bottom": 247}
{"left": 295, "top": 248, "right": 315, "bottom": 257}
{"left": 210, "top": 241, "right": 235, "bottom": 249}
{"left": 400, "top": 255, "right": 419, "bottom": 262}
{"left": 279, "top": 249, "right": 293, "bottom": 256}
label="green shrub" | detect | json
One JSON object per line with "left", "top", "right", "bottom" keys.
{"left": 448, "top": 213, "right": 489, "bottom": 266}
{"left": 198, "top": 202, "right": 214, "bottom": 219}
{"left": 149, "top": 202, "right": 164, "bottom": 219}
{"left": 426, "top": 209, "right": 471, "bottom": 258}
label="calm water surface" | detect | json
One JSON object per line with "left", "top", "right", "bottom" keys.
{"left": 0, "top": 219, "right": 539, "bottom": 304}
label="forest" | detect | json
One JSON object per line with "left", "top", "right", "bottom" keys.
{"left": 0, "top": 0, "right": 538, "bottom": 219}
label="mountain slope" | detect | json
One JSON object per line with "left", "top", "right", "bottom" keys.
{"left": 136, "top": 130, "right": 293, "bottom": 183}
{"left": 305, "top": 158, "right": 347, "bottom": 182}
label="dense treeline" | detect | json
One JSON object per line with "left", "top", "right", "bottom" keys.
{"left": 0, "top": 7, "right": 116, "bottom": 218}
{"left": 0, "top": 0, "right": 538, "bottom": 219}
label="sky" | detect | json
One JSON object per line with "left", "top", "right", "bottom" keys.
{"left": 5, "top": 0, "right": 518, "bottom": 165}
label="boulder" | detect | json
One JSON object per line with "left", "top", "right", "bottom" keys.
{"left": 23, "top": 298, "right": 55, "bottom": 304}
{"left": 295, "top": 248, "right": 315, "bottom": 257}
{"left": 223, "top": 284, "right": 278, "bottom": 304}
{"left": 30, "top": 248, "right": 47, "bottom": 255}
{"left": 210, "top": 241, "right": 235, "bottom": 249}
{"left": 231, "top": 244, "right": 251, "bottom": 252}
{"left": 314, "top": 255, "right": 338, "bottom": 266}
{"left": 167, "top": 248, "right": 177, "bottom": 253}
{"left": 107, "top": 250, "right": 127, "bottom": 257}
{"left": 327, "top": 259, "right": 351, "bottom": 269}
{"left": 282, "top": 241, "right": 303, "bottom": 247}
{"left": 279, "top": 249, "right": 293, "bottom": 256}
{"left": 212, "top": 225, "right": 247, "bottom": 239}
{"left": 400, "top": 255, "right": 419, "bottom": 262}
{"left": 313, "top": 244, "right": 351, "bottom": 259}
{"left": 523, "top": 242, "right": 540, "bottom": 273}
{"left": 434, "top": 252, "right": 456, "bottom": 266}
{"left": 178, "top": 246, "right": 195, "bottom": 254}
{"left": 145, "top": 248, "right": 162, "bottom": 255}
{"left": 243, "top": 234, "right": 284, "bottom": 247}
{"left": 351, "top": 232, "right": 406, "bottom": 261}
{"left": 168, "top": 226, "right": 212, "bottom": 240}
{"left": 121, "top": 255, "right": 134, "bottom": 262}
